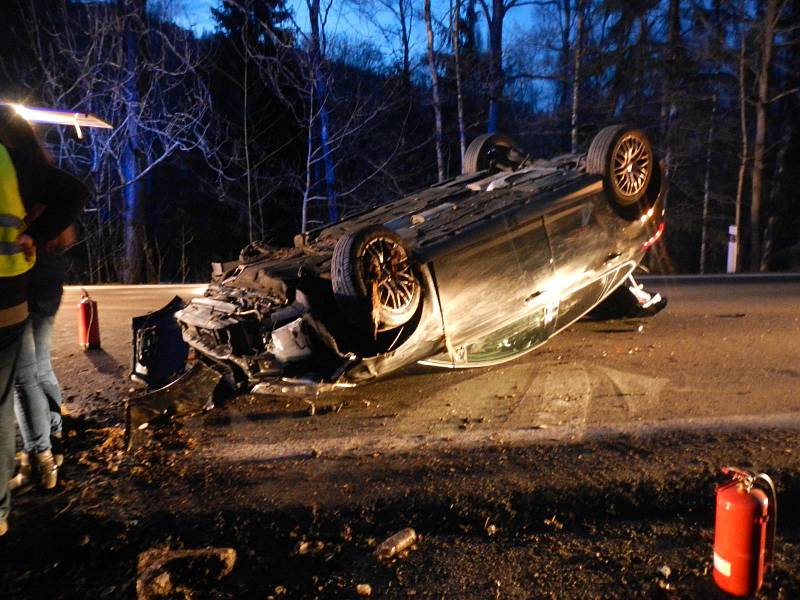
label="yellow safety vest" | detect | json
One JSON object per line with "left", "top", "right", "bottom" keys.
{"left": 0, "top": 143, "right": 35, "bottom": 277}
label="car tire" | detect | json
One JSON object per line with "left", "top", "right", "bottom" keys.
{"left": 462, "top": 133, "right": 521, "bottom": 175}
{"left": 331, "top": 226, "right": 421, "bottom": 333}
{"left": 586, "top": 125, "right": 654, "bottom": 207}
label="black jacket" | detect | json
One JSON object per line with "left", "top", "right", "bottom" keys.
{"left": 0, "top": 146, "right": 87, "bottom": 320}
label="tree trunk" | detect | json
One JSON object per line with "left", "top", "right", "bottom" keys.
{"left": 699, "top": 95, "right": 716, "bottom": 274}
{"left": 733, "top": 33, "right": 748, "bottom": 273}
{"left": 308, "top": 0, "right": 337, "bottom": 222}
{"left": 451, "top": 0, "right": 466, "bottom": 167}
{"left": 425, "top": 0, "right": 445, "bottom": 181}
{"left": 242, "top": 19, "right": 253, "bottom": 243}
{"left": 301, "top": 79, "right": 315, "bottom": 234}
{"left": 750, "top": 0, "right": 777, "bottom": 271}
{"left": 398, "top": 0, "right": 411, "bottom": 87}
{"left": 570, "top": 0, "right": 584, "bottom": 154}
{"left": 659, "top": 0, "right": 681, "bottom": 211}
{"left": 559, "top": 0, "right": 571, "bottom": 112}
{"left": 484, "top": 0, "right": 504, "bottom": 133}
{"left": 121, "top": 0, "right": 145, "bottom": 284}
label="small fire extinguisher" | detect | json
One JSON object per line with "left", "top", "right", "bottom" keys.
{"left": 713, "top": 466, "right": 777, "bottom": 597}
{"left": 77, "top": 288, "right": 101, "bottom": 350}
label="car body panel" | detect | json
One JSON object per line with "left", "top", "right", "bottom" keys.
{"left": 431, "top": 214, "right": 554, "bottom": 349}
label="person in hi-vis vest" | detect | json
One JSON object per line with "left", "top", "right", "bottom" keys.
{"left": 0, "top": 105, "right": 87, "bottom": 537}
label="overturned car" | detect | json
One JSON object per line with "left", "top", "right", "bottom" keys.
{"left": 175, "top": 125, "right": 666, "bottom": 396}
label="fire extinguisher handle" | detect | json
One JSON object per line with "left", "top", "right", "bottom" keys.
{"left": 755, "top": 472, "right": 778, "bottom": 571}
{"left": 721, "top": 465, "right": 752, "bottom": 480}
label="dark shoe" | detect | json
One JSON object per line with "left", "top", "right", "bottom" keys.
{"left": 51, "top": 432, "right": 64, "bottom": 467}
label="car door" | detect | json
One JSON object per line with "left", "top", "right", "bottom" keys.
{"left": 543, "top": 190, "right": 616, "bottom": 331}
{"left": 431, "top": 213, "right": 556, "bottom": 364}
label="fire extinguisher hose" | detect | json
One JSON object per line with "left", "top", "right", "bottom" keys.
{"left": 755, "top": 472, "right": 778, "bottom": 571}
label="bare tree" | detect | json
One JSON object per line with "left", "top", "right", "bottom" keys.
{"left": 424, "top": 0, "right": 445, "bottom": 181}
{"left": 17, "top": 0, "right": 214, "bottom": 282}
{"left": 699, "top": 94, "right": 716, "bottom": 274}
{"left": 478, "top": 0, "right": 552, "bottom": 132}
{"left": 349, "top": 0, "right": 415, "bottom": 86}
{"left": 733, "top": 25, "right": 748, "bottom": 273}
{"left": 450, "top": 0, "right": 467, "bottom": 166}
{"left": 749, "top": 0, "right": 779, "bottom": 270}
{"left": 479, "top": 0, "right": 506, "bottom": 132}
{"left": 570, "top": 0, "right": 585, "bottom": 153}
{"left": 120, "top": 0, "right": 146, "bottom": 283}
{"left": 223, "top": 1, "right": 413, "bottom": 234}
{"left": 307, "top": 0, "right": 338, "bottom": 224}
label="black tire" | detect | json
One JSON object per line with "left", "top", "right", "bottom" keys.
{"left": 331, "top": 226, "right": 421, "bottom": 333}
{"left": 462, "top": 133, "right": 521, "bottom": 175}
{"left": 586, "top": 125, "right": 653, "bottom": 207}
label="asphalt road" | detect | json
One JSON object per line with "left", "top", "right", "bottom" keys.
{"left": 18, "top": 278, "right": 799, "bottom": 599}
{"left": 54, "top": 279, "right": 800, "bottom": 461}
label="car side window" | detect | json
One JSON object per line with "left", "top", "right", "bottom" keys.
{"left": 461, "top": 308, "right": 550, "bottom": 365}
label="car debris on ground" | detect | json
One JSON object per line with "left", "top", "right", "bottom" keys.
{"left": 375, "top": 527, "right": 418, "bottom": 560}
{"left": 136, "top": 547, "right": 236, "bottom": 600}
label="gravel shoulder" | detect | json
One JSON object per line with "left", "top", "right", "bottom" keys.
{"left": 3, "top": 412, "right": 799, "bottom": 599}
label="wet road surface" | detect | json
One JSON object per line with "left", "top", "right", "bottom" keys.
{"left": 54, "top": 278, "right": 800, "bottom": 460}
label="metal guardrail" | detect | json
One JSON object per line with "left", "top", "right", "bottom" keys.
{"left": 640, "top": 273, "right": 800, "bottom": 284}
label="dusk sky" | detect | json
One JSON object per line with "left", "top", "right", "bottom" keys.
{"left": 170, "top": 0, "right": 539, "bottom": 56}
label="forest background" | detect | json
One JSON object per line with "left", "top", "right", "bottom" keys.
{"left": 1, "top": 0, "right": 798, "bottom": 283}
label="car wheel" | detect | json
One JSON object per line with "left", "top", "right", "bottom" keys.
{"left": 462, "top": 133, "right": 522, "bottom": 175}
{"left": 586, "top": 125, "right": 654, "bottom": 207}
{"left": 331, "top": 226, "right": 421, "bottom": 333}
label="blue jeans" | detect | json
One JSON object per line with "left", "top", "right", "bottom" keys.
{"left": 0, "top": 321, "right": 25, "bottom": 522}
{"left": 13, "top": 313, "right": 62, "bottom": 454}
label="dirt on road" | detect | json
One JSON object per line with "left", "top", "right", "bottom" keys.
{"left": 2, "top": 393, "right": 799, "bottom": 599}
{"left": 1, "top": 281, "right": 799, "bottom": 599}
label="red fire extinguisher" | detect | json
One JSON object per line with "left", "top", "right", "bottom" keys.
{"left": 713, "top": 466, "right": 777, "bottom": 597}
{"left": 77, "top": 288, "right": 101, "bottom": 350}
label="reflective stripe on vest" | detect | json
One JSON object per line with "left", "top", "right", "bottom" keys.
{"left": 0, "top": 143, "right": 34, "bottom": 277}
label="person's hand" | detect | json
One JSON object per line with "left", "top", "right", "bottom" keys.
{"left": 16, "top": 233, "right": 36, "bottom": 261}
{"left": 44, "top": 225, "right": 76, "bottom": 255}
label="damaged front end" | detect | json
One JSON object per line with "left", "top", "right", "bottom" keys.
{"left": 172, "top": 237, "right": 434, "bottom": 397}
{"left": 126, "top": 232, "right": 444, "bottom": 444}
{"left": 174, "top": 288, "right": 358, "bottom": 394}
{"left": 124, "top": 265, "right": 361, "bottom": 445}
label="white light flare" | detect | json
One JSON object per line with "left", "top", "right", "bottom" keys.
{"left": 7, "top": 103, "right": 112, "bottom": 135}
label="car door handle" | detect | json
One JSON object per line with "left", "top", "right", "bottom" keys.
{"left": 524, "top": 291, "right": 543, "bottom": 305}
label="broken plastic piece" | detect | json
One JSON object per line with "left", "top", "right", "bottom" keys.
{"left": 125, "top": 362, "right": 222, "bottom": 449}
{"left": 131, "top": 296, "right": 189, "bottom": 389}
{"left": 270, "top": 318, "right": 312, "bottom": 363}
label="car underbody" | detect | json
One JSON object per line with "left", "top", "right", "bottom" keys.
{"left": 169, "top": 127, "right": 666, "bottom": 397}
